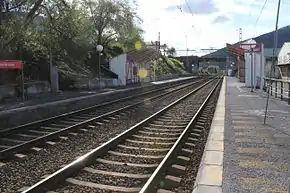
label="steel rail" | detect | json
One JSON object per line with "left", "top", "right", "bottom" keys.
{"left": 0, "top": 78, "right": 206, "bottom": 159}
{"left": 139, "top": 77, "right": 223, "bottom": 193}
{"left": 21, "top": 78, "right": 217, "bottom": 193}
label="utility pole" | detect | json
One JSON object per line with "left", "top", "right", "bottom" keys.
{"left": 49, "top": 23, "right": 52, "bottom": 88}
{"left": 264, "top": 0, "right": 281, "bottom": 124}
{"left": 158, "top": 32, "right": 161, "bottom": 51}
{"left": 238, "top": 28, "right": 242, "bottom": 78}
{"left": 154, "top": 32, "right": 161, "bottom": 81}
{"left": 239, "top": 28, "right": 243, "bottom": 43}
{"left": 185, "top": 35, "right": 189, "bottom": 69}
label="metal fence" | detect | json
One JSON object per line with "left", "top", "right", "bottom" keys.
{"left": 263, "top": 77, "right": 290, "bottom": 104}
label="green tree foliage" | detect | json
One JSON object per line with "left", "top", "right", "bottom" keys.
{"left": 0, "top": 0, "right": 144, "bottom": 86}
{"left": 152, "top": 56, "right": 187, "bottom": 76}
{"left": 0, "top": 0, "right": 184, "bottom": 88}
{"left": 166, "top": 46, "right": 176, "bottom": 57}
{"left": 160, "top": 44, "right": 177, "bottom": 57}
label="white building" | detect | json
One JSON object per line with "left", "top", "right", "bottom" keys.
{"left": 110, "top": 47, "right": 158, "bottom": 85}
{"left": 277, "top": 42, "right": 290, "bottom": 80}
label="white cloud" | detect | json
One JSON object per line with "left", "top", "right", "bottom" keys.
{"left": 137, "top": 0, "right": 287, "bottom": 56}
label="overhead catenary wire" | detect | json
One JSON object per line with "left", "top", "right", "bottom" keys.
{"left": 177, "top": 0, "right": 194, "bottom": 28}
{"left": 184, "top": 0, "right": 193, "bottom": 16}
{"left": 252, "top": 0, "right": 268, "bottom": 37}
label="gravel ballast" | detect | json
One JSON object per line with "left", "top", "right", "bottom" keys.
{"left": 170, "top": 83, "right": 221, "bottom": 193}
{"left": 0, "top": 82, "right": 207, "bottom": 193}
{"left": 52, "top": 81, "right": 217, "bottom": 192}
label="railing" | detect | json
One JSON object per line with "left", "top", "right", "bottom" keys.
{"left": 263, "top": 77, "right": 290, "bottom": 104}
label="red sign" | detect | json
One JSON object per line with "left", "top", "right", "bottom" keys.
{"left": 226, "top": 43, "right": 244, "bottom": 56}
{"left": 240, "top": 43, "right": 262, "bottom": 53}
{"left": 0, "top": 60, "right": 23, "bottom": 69}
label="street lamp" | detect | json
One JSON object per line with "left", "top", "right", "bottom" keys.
{"left": 96, "top": 44, "right": 103, "bottom": 89}
{"left": 156, "top": 58, "right": 162, "bottom": 81}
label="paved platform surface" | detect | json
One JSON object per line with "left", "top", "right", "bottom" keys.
{"left": 223, "top": 77, "right": 290, "bottom": 193}
{"left": 0, "top": 76, "right": 195, "bottom": 113}
{"left": 193, "top": 76, "right": 290, "bottom": 193}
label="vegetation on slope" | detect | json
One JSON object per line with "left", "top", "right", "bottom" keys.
{"left": 0, "top": 0, "right": 144, "bottom": 86}
{"left": 0, "top": 0, "right": 187, "bottom": 88}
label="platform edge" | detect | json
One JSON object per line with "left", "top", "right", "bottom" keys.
{"left": 191, "top": 76, "right": 226, "bottom": 193}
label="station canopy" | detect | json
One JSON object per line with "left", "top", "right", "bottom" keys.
{"left": 226, "top": 43, "right": 245, "bottom": 58}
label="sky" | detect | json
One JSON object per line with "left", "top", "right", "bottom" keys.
{"left": 136, "top": 0, "right": 290, "bottom": 56}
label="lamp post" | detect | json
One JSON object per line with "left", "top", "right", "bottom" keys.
{"left": 157, "top": 58, "right": 163, "bottom": 81}
{"left": 96, "top": 44, "right": 103, "bottom": 90}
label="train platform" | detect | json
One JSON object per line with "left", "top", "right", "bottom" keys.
{"left": 0, "top": 76, "right": 195, "bottom": 114}
{"left": 0, "top": 76, "right": 196, "bottom": 129}
{"left": 151, "top": 76, "right": 195, "bottom": 85}
{"left": 193, "top": 76, "right": 290, "bottom": 193}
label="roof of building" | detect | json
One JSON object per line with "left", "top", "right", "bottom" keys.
{"left": 126, "top": 46, "right": 159, "bottom": 63}
{"left": 202, "top": 25, "right": 290, "bottom": 59}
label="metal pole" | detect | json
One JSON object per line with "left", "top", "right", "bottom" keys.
{"left": 264, "top": 0, "right": 281, "bottom": 124}
{"left": 226, "top": 56, "right": 229, "bottom": 76}
{"left": 98, "top": 52, "right": 101, "bottom": 90}
{"left": 251, "top": 50, "right": 253, "bottom": 92}
{"left": 49, "top": 24, "right": 52, "bottom": 91}
{"left": 19, "top": 34, "right": 25, "bottom": 101}
{"left": 154, "top": 62, "right": 156, "bottom": 81}
{"left": 186, "top": 35, "right": 189, "bottom": 70}
{"left": 21, "top": 66, "right": 25, "bottom": 101}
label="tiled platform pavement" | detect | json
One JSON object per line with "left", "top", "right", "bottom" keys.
{"left": 223, "top": 77, "right": 290, "bottom": 193}
{"left": 192, "top": 76, "right": 290, "bottom": 193}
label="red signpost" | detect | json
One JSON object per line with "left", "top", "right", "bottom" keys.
{"left": 0, "top": 60, "right": 25, "bottom": 101}
{"left": 240, "top": 43, "right": 262, "bottom": 53}
{"left": 0, "top": 60, "right": 23, "bottom": 69}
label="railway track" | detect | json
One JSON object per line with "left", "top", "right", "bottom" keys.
{"left": 21, "top": 77, "right": 222, "bottom": 193}
{"left": 0, "top": 77, "right": 208, "bottom": 160}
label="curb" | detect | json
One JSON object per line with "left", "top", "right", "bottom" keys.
{"left": 192, "top": 76, "right": 226, "bottom": 193}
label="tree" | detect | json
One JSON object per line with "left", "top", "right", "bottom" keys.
{"left": 83, "top": 0, "right": 141, "bottom": 46}
{"left": 166, "top": 46, "right": 176, "bottom": 57}
{"left": 0, "top": 0, "right": 146, "bottom": 87}
{"left": 160, "top": 44, "right": 167, "bottom": 55}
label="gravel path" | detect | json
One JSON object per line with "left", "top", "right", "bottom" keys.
{"left": 0, "top": 83, "right": 203, "bottom": 193}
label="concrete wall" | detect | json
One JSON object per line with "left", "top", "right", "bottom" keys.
{"left": 73, "top": 78, "right": 121, "bottom": 89}
{"left": 0, "top": 81, "right": 50, "bottom": 103}
{"left": 110, "top": 54, "right": 126, "bottom": 85}
{"left": 154, "top": 74, "right": 179, "bottom": 81}
{"left": 72, "top": 74, "right": 180, "bottom": 90}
